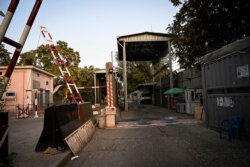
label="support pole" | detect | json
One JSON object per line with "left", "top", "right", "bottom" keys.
{"left": 168, "top": 40, "right": 173, "bottom": 90}
{"left": 105, "top": 62, "right": 116, "bottom": 127}
{"left": 94, "top": 73, "right": 97, "bottom": 104}
{"left": 122, "top": 42, "right": 128, "bottom": 112}
{"left": 168, "top": 40, "right": 174, "bottom": 109}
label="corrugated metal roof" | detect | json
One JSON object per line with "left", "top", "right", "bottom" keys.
{"left": 199, "top": 37, "right": 250, "bottom": 64}
{"left": 117, "top": 32, "right": 172, "bottom": 61}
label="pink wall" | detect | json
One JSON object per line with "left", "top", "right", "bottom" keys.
{"left": 0, "top": 66, "right": 54, "bottom": 111}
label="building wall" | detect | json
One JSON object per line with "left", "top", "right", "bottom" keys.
{"left": 177, "top": 68, "right": 202, "bottom": 89}
{"left": 0, "top": 66, "right": 54, "bottom": 112}
{"left": 32, "top": 70, "right": 53, "bottom": 91}
{"left": 0, "top": 69, "right": 32, "bottom": 111}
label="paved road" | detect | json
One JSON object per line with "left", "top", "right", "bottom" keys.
{"left": 8, "top": 114, "right": 70, "bottom": 167}
{"left": 64, "top": 103, "right": 250, "bottom": 167}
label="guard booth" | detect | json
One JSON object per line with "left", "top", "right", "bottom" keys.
{"left": 200, "top": 37, "right": 250, "bottom": 137}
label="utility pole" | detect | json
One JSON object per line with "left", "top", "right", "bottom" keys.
{"left": 168, "top": 40, "right": 174, "bottom": 109}
{"left": 168, "top": 40, "right": 173, "bottom": 90}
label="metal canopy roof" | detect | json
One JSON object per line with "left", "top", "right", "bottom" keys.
{"left": 117, "top": 32, "right": 172, "bottom": 61}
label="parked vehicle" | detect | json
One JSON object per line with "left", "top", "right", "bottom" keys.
{"left": 138, "top": 91, "right": 152, "bottom": 104}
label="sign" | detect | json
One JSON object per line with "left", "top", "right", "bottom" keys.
{"left": 216, "top": 97, "right": 234, "bottom": 108}
{"left": 237, "top": 64, "right": 249, "bottom": 78}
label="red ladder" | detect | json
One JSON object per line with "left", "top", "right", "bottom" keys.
{"left": 39, "top": 26, "right": 84, "bottom": 103}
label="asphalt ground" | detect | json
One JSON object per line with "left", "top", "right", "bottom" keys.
{"left": 64, "top": 104, "right": 250, "bottom": 167}
{"left": 6, "top": 114, "right": 71, "bottom": 167}
{"left": 64, "top": 125, "right": 250, "bottom": 167}
{"left": 3, "top": 103, "right": 250, "bottom": 167}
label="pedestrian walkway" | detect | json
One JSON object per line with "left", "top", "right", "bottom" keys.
{"left": 7, "top": 115, "right": 71, "bottom": 167}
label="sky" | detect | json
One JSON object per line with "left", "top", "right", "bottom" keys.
{"left": 0, "top": 0, "right": 180, "bottom": 68}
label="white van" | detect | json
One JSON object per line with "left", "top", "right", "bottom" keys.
{"left": 138, "top": 91, "right": 152, "bottom": 104}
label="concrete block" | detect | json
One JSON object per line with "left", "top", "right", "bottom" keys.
{"left": 106, "top": 114, "right": 116, "bottom": 128}
{"left": 105, "top": 107, "right": 116, "bottom": 114}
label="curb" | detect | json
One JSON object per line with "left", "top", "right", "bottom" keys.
{"left": 57, "top": 151, "right": 72, "bottom": 167}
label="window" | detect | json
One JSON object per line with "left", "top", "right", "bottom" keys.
{"left": 0, "top": 71, "right": 2, "bottom": 75}
{"left": 46, "top": 81, "right": 49, "bottom": 85}
{"left": 33, "top": 80, "right": 40, "bottom": 89}
{"left": 37, "top": 73, "right": 39, "bottom": 77}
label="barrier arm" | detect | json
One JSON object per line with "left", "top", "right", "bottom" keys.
{"left": 0, "top": 0, "right": 43, "bottom": 104}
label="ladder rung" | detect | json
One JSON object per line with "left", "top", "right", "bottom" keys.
{"left": 3, "top": 37, "right": 23, "bottom": 48}
{"left": 46, "top": 39, "right": 53, "bottom": 42}
{"left": 62, "top": 70, "right": 68, "bottom": 73}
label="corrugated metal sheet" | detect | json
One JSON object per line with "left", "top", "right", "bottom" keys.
{"left": 117, "top": 32, "right": 171, "bottom": 42}
{"left": 154, "top": 87, "right": 168, "bottom": 108}
{"left": 206, "top": 94, "right": 250, "bottom": 136}
{"left": 199, "top": 37, "right": 250, "bottom": 64}
{"left": 203, "top": 52, "right": 250, "bottom": 89}
{"left": 201, "top": 37, "right": 250, "bottom": 137}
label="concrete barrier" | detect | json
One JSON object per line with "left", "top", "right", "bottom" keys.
{"left": 35, "top": 102, "right": 96, "bottom": 153}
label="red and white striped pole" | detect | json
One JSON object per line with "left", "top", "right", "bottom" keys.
{"left": 106, "top": 80, "right": 110, "bottom": 107}
{"left": 5, "top": 0, "right": 42, "bottom": 79}
{"left": 34, "top": 91, "right": 38, "bottom": 118}
{"left": 0, "top": 0, "right": 20, "bottom": 105}
{"left": 105, "top": 62, "right": 116, "bottom": 128}
{"left": 1, "top": 0, "right": 42, "bottom": 101}
{"left": 110, "top": 80, "right": 113, "bottom": 107}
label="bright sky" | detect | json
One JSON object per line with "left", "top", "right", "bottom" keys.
{"left": 1, "top": 0, "right": 179, "bottom": 68}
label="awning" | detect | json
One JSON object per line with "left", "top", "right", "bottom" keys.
{"left": 164, "top": 88, "right": 184, "bottom": 95}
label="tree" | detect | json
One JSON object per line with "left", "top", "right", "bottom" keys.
{"left": 0, "top": 44, "right": 11, "bottom": 66}
{"left": 116, "top": 60, "right": 155, "bottom": 93}
{"left": 18, "top": 41, "right": 97, "bottom": 102}
{"left": 18, "top": 40, "right": 81, "bottom": 76}
{"left": 77, "top": 66, "right": 96, "bottom": 102}
{"left": 167, "top": 0, "right": 250, "bottom": 68}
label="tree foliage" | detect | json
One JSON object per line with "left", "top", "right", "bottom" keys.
{"left": 116, "top": 60, "right": 163, "bottom": 93}
{"left": 167, "top": 0, "right": 250, "bottom": 68}
{"left": 18, "top": 40, "right": 80, "bottom": 75}
{"left": 0, "top": 44, "right": 10, "bottom": 66}
{"left": 18, "top": 41, "right": 96, "bottom": 102}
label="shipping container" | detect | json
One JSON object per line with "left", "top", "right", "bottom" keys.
{"left": 200, "top": 37, "right": 250, "bottom": 137}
